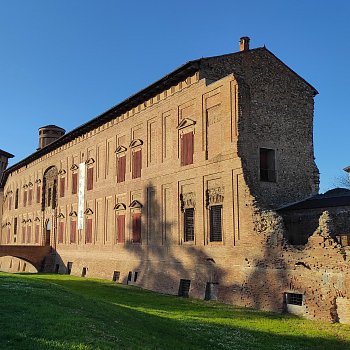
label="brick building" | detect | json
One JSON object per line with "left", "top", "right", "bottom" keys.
{"left": 1, "top": 37, "right": 349, "bottom": 323}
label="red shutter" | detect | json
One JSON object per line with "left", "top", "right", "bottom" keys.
{"left": 132, "top": 212, "right": 141, "bottom": 243}
{"left": 23, "top": 191, "right": 27, "bottom": 207}
{"left": 70, "top": 220, "right": 76, "bottom": 243}
{"left": 181, "top": 132, "right": 194, "bottom": 166}
{"left": 87, "top": 168, "right": 93, "bottom": 191}
{"left": 117, "top": 156, "right": 126, "bottom": 183}
{"left": 58, "top": 222, "right": 64, "bottom": 244}
{"left": 187, "top": 132, "right": 194, "bottom": 165}
{"left": 132, "top": 150, "right": 142, "bottom": 179}
{"left": 72, "top": 173, "right": 78, "bottom": 194}
{"left": 28, "top": 189, "right": 32, "bottom": 206}
{"left": 36, "top": 186, "right": 41, "bottom": 203}
{"left": 85, "top": 218, "right": 93, "bottom": 243}
{"left": 181, "top": 135, "right": 185, "bottom": 166}
{"left": 27, "top": 226, "right": 31, "bottom": 243}
{"left": 117, "top": 215, "right": 125, "bottom": 243}
{"left": 22, "top": 226, "right": 26, "bottom": 243}
{"left": 35, "top": 224, "right": 39, "bottom": 244}
{"left": 60, "top": 178, "right": 65, "bottom": 197}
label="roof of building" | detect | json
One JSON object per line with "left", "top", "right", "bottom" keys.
{"left": 278, "top": 188, "right": 350, "bottom": 211}
{"left": 0, "top": 45, "right": 318, "bottom": 187}
{"left": 0, "top": 149, "right": 14, "bottom": 159}
{"left": 39, "top": 125, "right": 66, "bottom": 131}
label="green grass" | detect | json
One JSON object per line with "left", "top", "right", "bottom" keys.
{"left": 0, "top": 273, "right": 350, "bottom": 350}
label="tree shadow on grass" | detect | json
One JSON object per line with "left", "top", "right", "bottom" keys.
{"left": 0, "top": 274, "right": 349, "bottom": 350}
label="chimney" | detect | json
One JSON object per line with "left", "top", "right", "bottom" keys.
{"left": 240, "top": 36, "right": 250, "bottom": 52}
{"left": 38, "top": 125, "right": 65, "bottom": 150}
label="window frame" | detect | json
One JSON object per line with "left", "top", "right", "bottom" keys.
{"left": 259, "top": 148, "right": 276, "bottom": 182}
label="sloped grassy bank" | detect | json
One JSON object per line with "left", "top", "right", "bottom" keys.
{"left": 0, "top": 273, "right": 349, "bottom": 350}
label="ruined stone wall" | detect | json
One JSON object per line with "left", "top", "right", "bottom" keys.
{"left": 280, "top": 206, "right": 350, "bottom": 245}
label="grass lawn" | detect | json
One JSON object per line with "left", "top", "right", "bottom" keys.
{"left": 0, "top": 273, "right": 349, "bottom": 350}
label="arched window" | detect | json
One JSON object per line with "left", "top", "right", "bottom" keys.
{"left": 42, "top": 166, "right": 58, "bottom": 210}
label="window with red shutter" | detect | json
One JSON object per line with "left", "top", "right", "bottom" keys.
{"left": 132, "top": 212, "right": 141, "bottom": 243}
{"left": 72, "top": 173, "right": 78, "bottom": 194}
{"left": 27, "top": 226, "right": 31, "bottom": 244}
{"left": 87, "top": 168, "right": 93, "bottom": 190}
{"left": 70, "top": 220, "right": 77, "bottom": 243}
{"left": 85, "top": 218, "right": 93, "bottom": 243}
{"left": 28, "top": 189, "right": 33, "bottom": 206}
{"left": 23, "top": 191, "right": 27, "bottom": 207}
{"left": 58, "top": 222, "right": 64, "bottom": 244}
{"left": 181, "top": 132, "right": 194, "bottom": 166}
{"left": 132, "top": 150, "right": 142, "bottom": 179}
{"left": 60, "top": 178, "right": 65, "bottom": 197}
{"left": 35, "top": 224, "right": 39, "bottom": 244}
{"left": 117, "top": 156, "right": 126, "bottom": 183}
{"left": 36, "top": 186, "right": 41, "bottom": 204}
{"left": 116, "top": 215, "right": 125, "bottom": 243}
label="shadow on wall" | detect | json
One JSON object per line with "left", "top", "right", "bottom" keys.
{"left": 122, "top": 181, "right": 226, "bottom": 300}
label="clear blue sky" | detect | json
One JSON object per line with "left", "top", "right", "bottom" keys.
{"left": 0, "top": 1, "right": 349, "bottom": 193}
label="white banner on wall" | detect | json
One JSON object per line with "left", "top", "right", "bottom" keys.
{"left": 77, "top": 162, "right": 86, "bottom": 230}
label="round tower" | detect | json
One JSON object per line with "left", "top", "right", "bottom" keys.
{"left": 38, "top": 125, "right": 65, "bottom": 150}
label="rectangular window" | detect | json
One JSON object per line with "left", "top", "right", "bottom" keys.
{"left": 8, "top": 196, "right": 12, "bottom": 210}
{"left": 285, "top": 293, "right": 303, "bottom": 306}
{"left": 27, "top": 226, "right": 31, "bottom": 243}
{"left": 14, "top": 218, "right": 18, "bottom": 236}
{"left": 7, "top": 227, "right": 11, "bottom": 244}
{"left": 112, "top": 271, "right": 120, "bottom": 282}
{"left": 116, "top": 215, "right": 125, "bottom": 243}
{"left": 85, "top": 218, "right": 93, "bottom": 243}
{"left": 260, "top": 148, "right": 276, "bottom": 182}
{"left": 178, "top": 279, "right": 191, "bottom": 297}
{"left": 15, "top": 189, "right": 19, "bottom": 209}
{"left": 210, "top": 205, "right": 223, "bottom": 242}
{"left": 36, "top": 186, "right": 41, "bottom": 204}
{"left": 60, "top": 178, "right": 65, "bottom": 197}
{"left": 67, "top": 262, "right": 73, "bottom": 275}
{"left": 35, "top": 224, "right": 39, "bottom": 244}
{"left": 47, "top": 188, "right": 52, "bottom": 207}
{"left": 70, "top": 220, "right": 77, "bottom": 243}
{"left": 117, "top": 155, "right": 126, "bottom": 183}
{"left": 82, "top": 267, "right": 87, "bottom": 277}
{"left": 72, "top": 173, "right": 78, "bottom": 194}
{"left": 181, "top": 132, "right": 194, "bottom": 166}
{"left": 87, "top": 168, "right": 93, "bottom": 191}
{"left": 58, "top": 222, "right": 64, "bottom": 244}
{"left": 132, "top": 212, "right": 141, "bottom": 243}
{"left": 184, "top": 208, "right": 195, "bottom": 242}
{"left": 132, "top": 150, "right": 142, "bottom": 179}
{"left": 28, "top": 189, "right": 33, "bottom": 206}
{"left": 23, "top": 191, "right": 27, "bottom": 207}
